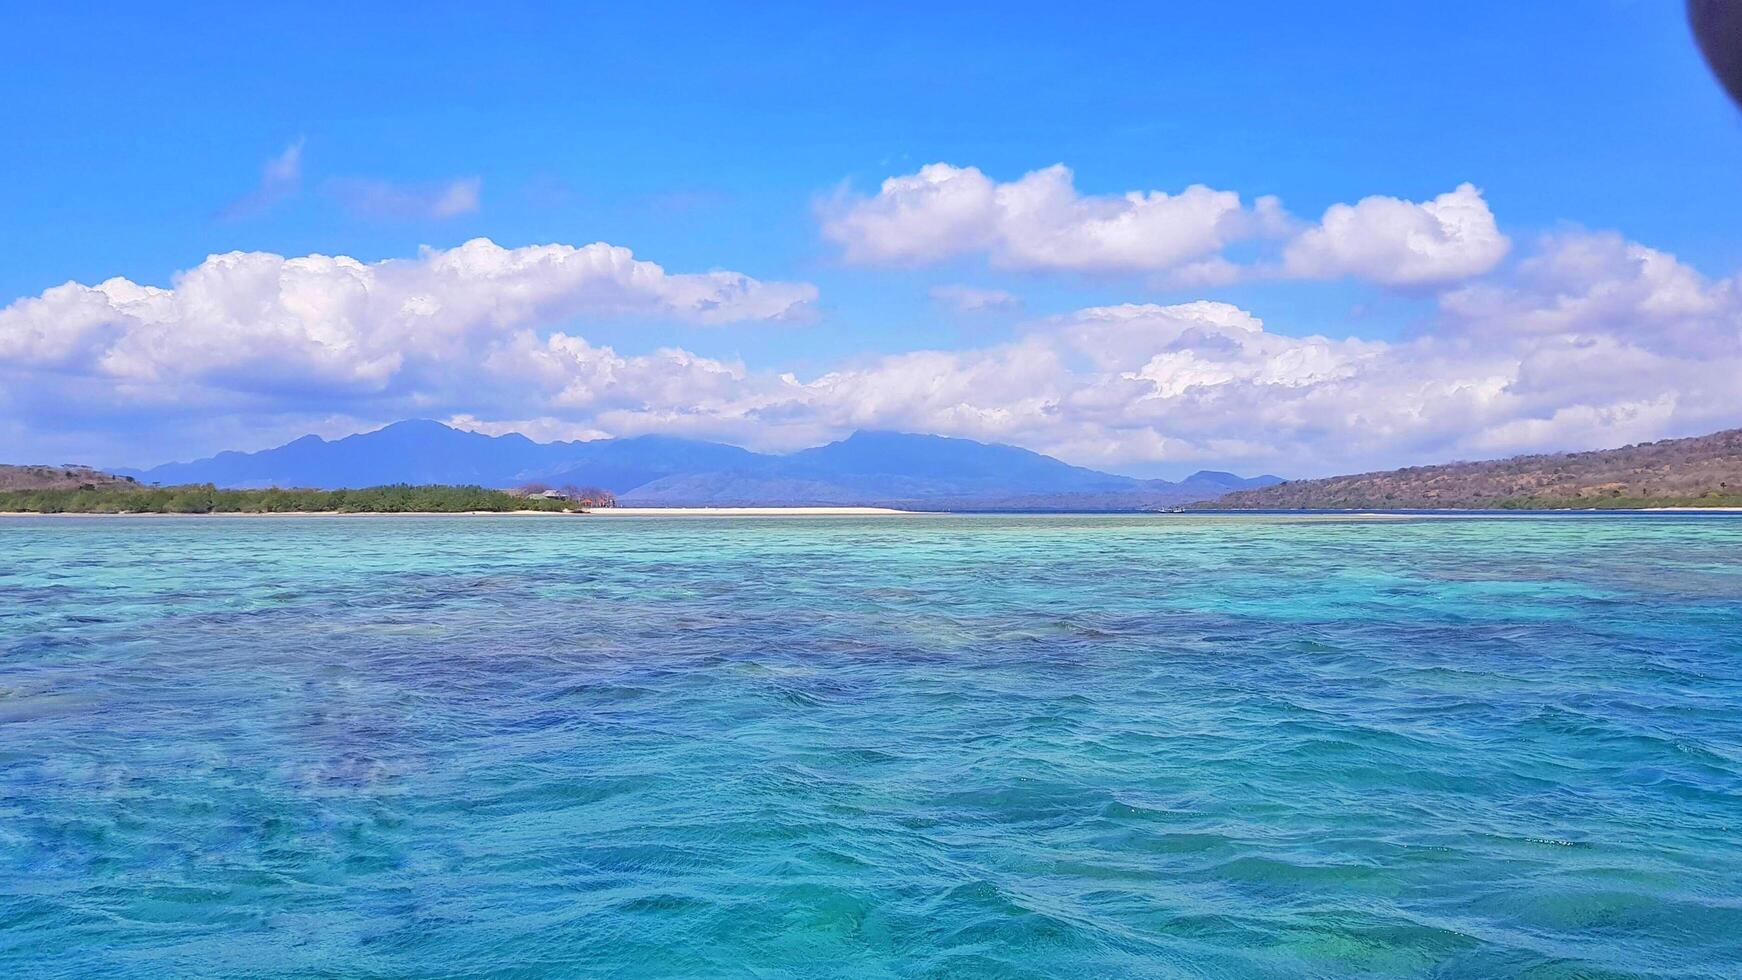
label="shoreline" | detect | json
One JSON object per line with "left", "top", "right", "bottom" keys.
{"left": 1319, "top": 508, "right": 1742, "bottom": 516}
{"left": 4, "top": 506, "right": 1740, "bottom": 519}
{"left": 0, "top": 509, "right": 582, "bottom": 518}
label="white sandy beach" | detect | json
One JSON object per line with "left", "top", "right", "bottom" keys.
{"left": 586, "top": 506, "right": 919, "bottom": 516}
{"left": 1643, "top": 506, "right": 1742, "bottom": 512}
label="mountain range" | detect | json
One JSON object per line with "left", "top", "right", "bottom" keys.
{"left": 116, "top": 420, "right": 1282, "bottom": 510}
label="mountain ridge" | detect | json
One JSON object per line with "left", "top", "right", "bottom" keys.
{"left": 114, "top": 421, "right": 1282, "bottom": 510}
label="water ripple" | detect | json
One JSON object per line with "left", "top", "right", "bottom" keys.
{"left": 1, "top": 513, "right": 1740, "bottom": 977}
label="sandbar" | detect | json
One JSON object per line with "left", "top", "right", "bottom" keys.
{"left": 587, "top": 506, "right": 919, "bottom": 516}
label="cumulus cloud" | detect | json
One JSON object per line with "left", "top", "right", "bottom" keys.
{"left": 824, "top": 164, "right": 1509, "bottom": 289}
{"left": 328, "top": 176, "right": 483, "bottom": 220}
{"left": 822, "top": 163, "right": 1284, "bottom": 273}
{"left": 1281, "top": 183, "right": 1510, "bottom": 286}
{"left": 929, "top": 284, "right": 1022, "bottom": 314}
{"left": 0, "top": 239, "right": 816, "bottom": 402}
{"left": 4, "top": 231, "right": 1740, "bottom": 476}
{"left": 220, "top": 139, "right": 305, "bottom": 220}
{"left": 1441, "top": 231, "right": 1737, "bottom": 345}
{"left": 776, "top": 273, "right": 1737, "bottom": 473}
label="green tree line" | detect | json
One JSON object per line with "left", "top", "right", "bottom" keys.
{"left": 0, "top": 484, "right": 580, "bottom": 514}
{"left": 1496, "top": 492, "right": 1742, "bottom": 510}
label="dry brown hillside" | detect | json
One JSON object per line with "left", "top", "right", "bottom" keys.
{"left": 1210, "top": 428, "right": 1742, "bottom": 509}
{"left": 0, "top": 464, "right": 138, "bottom": 492}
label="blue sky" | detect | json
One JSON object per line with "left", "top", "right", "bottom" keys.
{"left": 4, "top": 2, "right": 1741, "bottom": 476}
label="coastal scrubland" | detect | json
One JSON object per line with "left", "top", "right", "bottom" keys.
{"left": 0, "top": 464, "right": 139, "bottom": 492}
{"left": 1211, "top": 428, "right": 1742, "bottom": 509}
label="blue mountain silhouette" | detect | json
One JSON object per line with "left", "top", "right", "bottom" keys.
{"left": 120, "top": 420, "right": 1281, "bottom": 509}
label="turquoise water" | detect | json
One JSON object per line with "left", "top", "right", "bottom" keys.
{"left": 2, "top": 514, "right": 1740, "bottom": 978}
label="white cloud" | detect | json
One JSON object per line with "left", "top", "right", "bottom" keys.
{"left": 218, "top": 143, "right": 485, "bottom": 223}
{"left": 825, "top": 164, "right": 1509, "bottom": 289}
{"left": 220, "top": 139, "right": 305, "bottom": 219}
{"left": 929, "top": 284, "right": 1022, "bottom": 314}
{"left": 328, "top": 176, "right": 483, "bottom": 220}
{"left": 445, "top": 257, "right": 1742, "bottom": 476}
{"left": 1441, "top": 231, "right": 1738, "bottom": 347}
{"left": 261, "top": 141, "right": 305, "bottom": 193}
{"left": 1281, "top": 183, "right": 1510, "bottom": 286}
{"left": 822, "top": 163, "right": 1283, "bottom": 273}
{"left": 4, "top": 231, "right": 1740, "bottom": 477}
{"left": 0, "top": 239, "right": 816, "bottom": 401}
{"left": 1162, "top": 256, "right": 1246, "bottom": 288}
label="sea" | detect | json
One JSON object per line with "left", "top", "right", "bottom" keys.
{"left": 2, "top": 513, "right": 1739, "bottom": 978}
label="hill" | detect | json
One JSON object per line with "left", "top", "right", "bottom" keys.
{"left": 0, "top": 464, "right": 139, "bottom": 492}
{"left": 1208, "top": 428, "right": 1742, "bottom": 510}
{"left": 114, "top": 421, "right": 1281, "bottom": 510}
